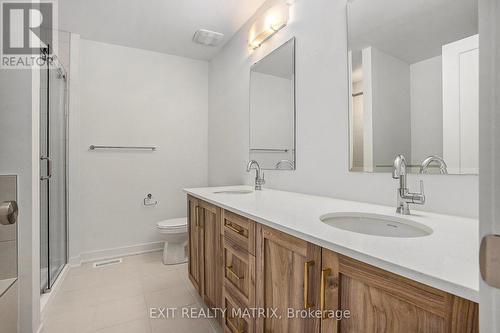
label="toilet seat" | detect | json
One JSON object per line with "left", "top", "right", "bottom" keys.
{"left": 156, "top": 218, "right": 188, "bottom": 234}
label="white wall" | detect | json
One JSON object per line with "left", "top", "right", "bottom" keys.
{"left": 370, "top": 47, "right": 412, "bottom": 170}
{"left": 0, "top": 69, "right": 40, "bottom": 332}
{"left": 71, "top": 39, "right": 208, "bottom": 261}
{"left": 208, "top": 0, "right": 478, "bottom": 218}
{"left": 250, "top": 72, "right": 294, "bottom": 168}
{"left": 410, "top": 56, "right": 443, "bottom": 164}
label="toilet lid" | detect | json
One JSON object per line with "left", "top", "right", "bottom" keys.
{"left": 157, "top": 217, "right": 187, "bottom": 229}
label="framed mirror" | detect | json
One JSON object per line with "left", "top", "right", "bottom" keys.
{"left": 347, "top": 0, "right": 479, "bottom": 175}
{"left": 250, "top": 38, "right": 296, "bottom": 170}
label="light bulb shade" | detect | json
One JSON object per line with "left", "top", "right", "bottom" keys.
{"left": 249, "top": 2, "right": 290, "bottom": 49}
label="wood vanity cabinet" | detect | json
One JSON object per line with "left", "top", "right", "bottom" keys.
{"left": 187, "top": 196, "right": 223, "bottom": 310}
{"left": 255, "top": 225, "right": 322, "bottom": 333}
{"left": 321, "top": 249, "right": 479, "bottom": 333}
{"left": 187, "top": 198, "right": 479, "bottom": 333}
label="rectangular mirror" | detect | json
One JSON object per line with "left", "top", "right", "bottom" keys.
{"left": 250, "top": 38, "right": 296, "bottom": 170}
{"left": 347, "top": 0, "right": 479, "bottom": 175}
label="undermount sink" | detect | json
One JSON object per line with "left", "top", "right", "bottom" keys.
{"left": 320, "top": 213, "right": 432, "bottom": 238}
{"left": 213, "top": 189, "right": 253, "bottom": 195}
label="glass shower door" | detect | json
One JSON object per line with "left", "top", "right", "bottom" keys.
{"left": 40, "top": 51, "right": 68, "bottom": 292}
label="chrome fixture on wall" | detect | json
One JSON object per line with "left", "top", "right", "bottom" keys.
{"left": 247, "top": 160, "right": 265, "bottom": 190}
{"left": 420, "top": 156, "right": 448, "bottom": 174}
{"left": 89, "top": 145, "right": 157, "bottom": 151}
{"left": 392, "top": 155, "right": 425, "bottom": 215}
{"left": 275, "top": 160, "right": 295, "bottom": 170}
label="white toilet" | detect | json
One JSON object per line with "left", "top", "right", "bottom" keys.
{"left": 156, "top": 217, "right": 188, "bottom": 265}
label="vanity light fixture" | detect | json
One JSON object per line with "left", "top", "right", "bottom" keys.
{"left": 248, "top": 2, "right": 290, "bottom": 49}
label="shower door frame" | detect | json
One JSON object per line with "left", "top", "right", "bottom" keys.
{"left": 40, "top": 46, "right": 69, "bottom": 293}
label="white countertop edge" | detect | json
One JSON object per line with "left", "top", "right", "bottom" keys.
{"left": 185, "top": 189, "right": 479, "bottom": 303}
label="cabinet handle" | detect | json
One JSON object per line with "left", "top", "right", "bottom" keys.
{"left": 226, "top": 223, "right": 244, "bottom": 235}
{"left": 227, "top": 317, "right": 244, "bottom": 333}
{"left": 195, "top": 206, "right": 199, "bottom": 227}
{"left": 195, "top": 206, "right": 203, "bottom": 229}
{"left": 226, "top": 265, "right": 244, "bottom": 280}
{"left": 320, "top": 268, "right": 331, "bottom": 319}
{"left": 304, "top": 260, "right": 315, "bottom": 309}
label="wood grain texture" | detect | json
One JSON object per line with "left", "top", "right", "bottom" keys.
{"left": 223, "top": 236, "right": 256, "bottom": 306}
{"left": 223, "top": 210, "right": 256, "bottom": 255}
{"left": 256, "top": 225, "right": 321, "bottom": 333}
{"left": 340, "top": 274, "right": 446, "bottom": 332}
{"left": 201, "top": 203, "right": 222, "bottom": 309}
{"left": 334, "top": 252, "right": 479, "bottom": 333}
{"left": 321, "top": 249, "right": 340, "bottom": 333}
{"left": 449, "top": 296, "right": 479, "bottom": 333}
{"left": 223, "top": 290, "right": 255, "bottom": 333}
{"left": 187, "top": 196, "right": 200, "bottom": 292}
{"left": 339, "top": 256, "right": 449, "bottom": 318}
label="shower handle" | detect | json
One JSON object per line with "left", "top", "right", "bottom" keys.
{"left": 40, "top": 156, "right": 52, "bottom": 180}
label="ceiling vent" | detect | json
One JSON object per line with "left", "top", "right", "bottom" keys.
{"left": 193, "top": 29, "right": 224, "bottom": 47}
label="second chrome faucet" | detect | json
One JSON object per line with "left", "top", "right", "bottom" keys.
{"left": 247, "top": 160, "right": 265, "bottom": 190}
{"left": 392, "top": 154, "right": 425, "bottom": 215}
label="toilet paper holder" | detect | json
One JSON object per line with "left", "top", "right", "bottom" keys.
{"left": 144, "top": 194, "right": 158, "bottom": 207}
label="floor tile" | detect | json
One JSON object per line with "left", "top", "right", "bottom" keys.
{"left": 150, "top": 316, "right": 214, "bottom": 333}
{"left": 140, "top": 269, "right": 184, "bottom": 293}
{"left": 145, "top": 285, "right": 197, "bottom": 309}
{"left": 43, "top": 306, "right": 95, "bottom": 333}
{"left": 43, "top": 252, "right": 202, "bottom": 333}
{"left": 92, "top": 318, "right": 151, "bottom": 333}
{"left": 92, "top": 295, "right": 148, "bottom": 330}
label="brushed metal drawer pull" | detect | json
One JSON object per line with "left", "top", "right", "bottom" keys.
{"left": 320, "top": 268, "right": 331, "bottom": 319}
{"left": 195, "top": 206, "right": 203, "bottom": 229}
{"left": 226, "top": 223, "right": 244, "bottom": 235}
{"left": 226, "top": 265, "right": 244, "bottom": 280}
{"left": 304, "top": 260, "right": 315, "bottom": 309}
{"left": 227, "top": 317, "right": 244, "bottom": 333}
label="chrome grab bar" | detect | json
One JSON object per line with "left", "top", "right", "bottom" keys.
{"left": 250, "top": 148, "right": 289, "bottom": 152}
{"left": 89, "top": 145, "right": 157, "bottom": 151}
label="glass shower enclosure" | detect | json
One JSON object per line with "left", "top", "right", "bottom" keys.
{"left": 40, "top": 46, "right": 68, "bottom": 293}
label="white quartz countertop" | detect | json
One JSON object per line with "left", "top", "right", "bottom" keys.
{"left": 184, "top": 186, "right": 479, "bottom": 302}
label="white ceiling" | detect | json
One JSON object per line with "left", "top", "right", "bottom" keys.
{"left": 59, "top": 0, "right": 267, "bottom": 61}
{"left": 348, "top": 0, "right": 478, "bottom": 64}
{"left": 252, "top": 39, "right": 294, "bottom": 79}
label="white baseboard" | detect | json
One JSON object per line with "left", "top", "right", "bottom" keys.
{"left": 70, "top": 241, "right": 164, "bottom": 266}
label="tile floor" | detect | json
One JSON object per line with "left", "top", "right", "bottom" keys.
{"left": 42, "top": 251, "right": 222, "bottom": 333}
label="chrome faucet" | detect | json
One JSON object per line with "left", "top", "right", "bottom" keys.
{"left": 247, "top": 160, "right": 265, "bottom": 190}
{"left": 275, "top": 159, "right": 295, "bottom": 170}
{"left": 392, "top": 154, "right": 425, "bottom": 215}
{"left": 420, "top": 155, "right": 448, "bottom": 174}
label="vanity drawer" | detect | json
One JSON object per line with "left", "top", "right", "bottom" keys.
{"left": 223, "top": 210, "right": 256, "bottom": 255}
{"left": 223, "top": 236, "right": 255, "bottom": 306}
{"left": 223, "top": 290, "right": 254, "bottom": 333}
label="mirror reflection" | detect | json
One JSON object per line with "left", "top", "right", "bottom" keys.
{"left": 250, "top": 38, "right": 296, "bottom": 170}
{"left": 348, "top": 0, "right": 479, "bottom": 175}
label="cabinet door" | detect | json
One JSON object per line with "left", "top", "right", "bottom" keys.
{"left": 256, "top": 225, "right": 321, "bottom": 333}
{"left": 200, "top": 201, "right": 222, "bottom": 310}
{"left": 322, "top": 249, "right": 479, "bottom": 333}
{"left": 187, "top": 196, "right": 201, "bottom": 292}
